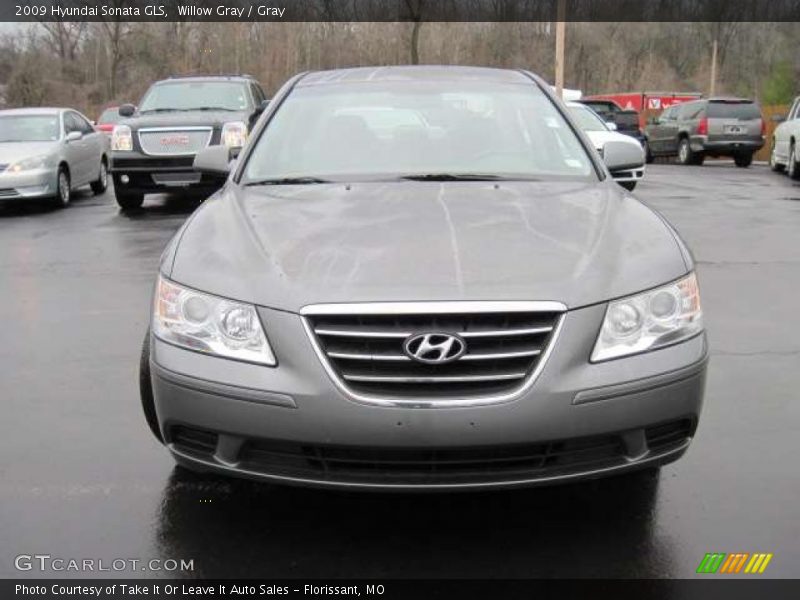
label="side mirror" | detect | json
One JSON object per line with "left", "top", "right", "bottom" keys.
{"left": 648, "top": 117, "right": 660, "bottom": 126}
{"left": 248, "top": 99, "right": 270, "bottom": 131}
{"left": 118, "top": 104, "right": 136, "bottom": 118}
{"left": 603, "top": 140, "right": 645, "bottom": 173}
{"left": 606, "top": 121, "right": 618, "bottom": 131}
{"left": 771, "top": 114, "right": 786, "bottom": 123}
{"left": 65, "top": 131, "right": 82, "bottom": 142}
{"left": 193, "top": 145, "right": 234, "bottom": 178}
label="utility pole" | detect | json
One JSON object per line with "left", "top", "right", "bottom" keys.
{"left": 555, "top": 0, "right": 566, "bottom": 99}
{"left": 709, "top": 37, "right": 718, "bottom": 97}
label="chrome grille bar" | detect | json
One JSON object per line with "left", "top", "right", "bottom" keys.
{"left": 343, "top": 373, "right": 528, "bottom": 384}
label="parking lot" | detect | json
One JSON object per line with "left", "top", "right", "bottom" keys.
{"left": 0, "top": 162, "right": 798, "bottom": 579}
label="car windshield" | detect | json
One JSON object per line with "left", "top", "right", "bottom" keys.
{"left": 568, "top": 105, "right": 609, "bottom": 132}
{"left": 0, "top": 115, "right": 60, "bottom": 142}
{"left": 98, "top": 108, "right": 122, "bottom": 125}
{"left": 242, "top": 81, "right": 595, "bottom": 183}
{"left": 707, "top": 101, "right": 761, "bottom": 120}
{"left": 139, "top": 81, "right": 249, "bottom": 113}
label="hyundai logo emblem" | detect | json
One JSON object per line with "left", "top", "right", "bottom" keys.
{"left": 403, "top": 332, "right": 466, "bottom": 364}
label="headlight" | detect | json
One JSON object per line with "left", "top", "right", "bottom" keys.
{"left": 7, "top": 154, "right": 53, "bottom": 172}
{"left": 591, "top": 272, "right": 703, "bottom": 362}
{"left": 153, "top": 276, "right": 276, "bottom": 366}
{"left": 111, "top": 125, "right": 133, "bottom": 151}
{"left": 221, "top": 121, "right": 247, "bottom": 148}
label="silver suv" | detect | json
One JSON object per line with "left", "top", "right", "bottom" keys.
{"left": 644, "top": 98, "right": 764, "bottom": 167}
{"left": 140, "top": 66, "right": 707, "bottom": 491}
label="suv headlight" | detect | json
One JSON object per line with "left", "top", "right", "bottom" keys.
{"left": 111, "top": 125, "right": 133, "bottom": 151}
{"left": 221, "top": 121, "right": 247, "bottom": 148}
{"left": 153, "top": 276, "right": 276, "bottom": 366}
{"left": 7, "top": 154, "right": 53, "bottom": 172}
{"left": 591, "top": 272, "right": 703, "bottom": 362}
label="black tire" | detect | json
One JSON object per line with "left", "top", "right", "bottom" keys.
{"left": 677, "top": 137, "right": 695, "bottom": 165}
{"left": 140, "top": 330, "right": 164, "bottom": 443}
{"left": 54, "top": 166, "right": 71, "bottom": 208}
{"left": 691, "top": 153, "right": 705, "bottom": 166}
{"left": 788, "top": 143, "right": 800, "bottom": 180}
{"left": 734, "top": 153, "right": 753, "bottom": 168}
{"left": 619, "top": 181, "right": 637, "bottom": 191}
{"left": 114, "top": 175, "right": 145, "bottom": 210}
{"left": 770, "top": 140, "right": 785, "bottom": 172}
{"left": 644, "top": 139, "right": 654, "bottom": 164}
{"left": 90, "top": 158, "right": 108, "bottom": 195}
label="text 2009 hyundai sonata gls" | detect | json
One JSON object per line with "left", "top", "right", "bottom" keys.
{"left": 141, "top": 66, "right": 707, "bottom": 491}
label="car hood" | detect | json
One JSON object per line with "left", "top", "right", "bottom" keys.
{"left": 121, "top": 110, "right": 251, "bottom": 129}
{"left": 0, "top": 141, "right": 59, "bottom": 163}
{"left": 584, "top": 130, "right": 642, "bottom": 152}
{"left": 168, "top": 180, "right": 689, "bottom": 312}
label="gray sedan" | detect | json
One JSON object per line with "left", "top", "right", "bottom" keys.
{"left": 142, "top": 66, "right": 707, "bottom": 491}
{"left": 0, "top": 108, "right": 109, "bottom": 207}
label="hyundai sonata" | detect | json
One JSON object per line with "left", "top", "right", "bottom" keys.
{"left": 141, "top": 66, "right": 707, "bottom": 490}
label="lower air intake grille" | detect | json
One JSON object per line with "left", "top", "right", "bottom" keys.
{"left": 304, "top": 305, "right": 563, "bottom": 402}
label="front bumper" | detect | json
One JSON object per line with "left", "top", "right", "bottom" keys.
{"left": 690, "top": 136, "right": 765, "bottom": 155}
{"left": 150, "top": 302, "right": 708, "bottom": 491}
{"left": 110, "top": 152, "right": 222, "bottom": 195}
{"left": 0, "top": 168, "right": 58, "bottom": 201}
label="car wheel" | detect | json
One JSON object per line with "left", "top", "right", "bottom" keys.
{"left": 789, "top": 143, "right": 800, "bottom": 180}
{"left": 734, "top": 154, "right": 753, "bottom": 168}
{"left": 114, "top": 176, "right": 145, "bottom": 210}
{"left": 90, "top": 159, "right": 108, "bottom": 195}
{"left": 140, "top": 329, "right": 164, "bottom": 443}
{"left": 677, "top": 138, "right": 694, "bottom": 165}
{"left": 770, "top": 140, "right": 785, "bottom": 172}
{"left": 54, "top": 167, "right": 71, "bottom": 208}
{"left": 619, "top": 181, "right": 637, "bottom": 191}
{"left": 644, "top": 139, "right": 654, "bottom": 164}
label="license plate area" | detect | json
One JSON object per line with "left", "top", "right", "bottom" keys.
{"left": 724, "top": 125, "right": 744, "bottom": 135}
{"left": 151, "top": 173, "right": 202, "bottom": 187}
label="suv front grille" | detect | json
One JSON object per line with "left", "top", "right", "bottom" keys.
{"left": 303, "top": 304, "right": 563, "bottom": 403}
{"left": 138, "top": 127, "right": 212, "bottom": 156}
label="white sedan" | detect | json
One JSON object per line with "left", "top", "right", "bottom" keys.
{"left": 770, "top": 95, "right": 800, "bottom": 179}
{"left": 567, "top": 101, "right": 645, "bottom": 191}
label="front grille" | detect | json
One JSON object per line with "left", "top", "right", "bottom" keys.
{"left": 0, "top": 188, "right": 19, "bottom": 197}
{"left": 305, "top": 307, "right": 562, "bottom": 401}
{"left": 111, "top": 156, "right": 195, "bottom": 169}
{"left": 138, "top": 128, "right": 212, "bottom": 156}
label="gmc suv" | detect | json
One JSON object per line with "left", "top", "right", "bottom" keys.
{"left": 109, "top": 75, "right": 268, "bottom": 210}
{"left": 644, "top": 97, "right": 765, "bottom": 167}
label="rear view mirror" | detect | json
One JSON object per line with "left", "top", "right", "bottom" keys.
{"left": 193, "top": 145, "right": 234, "bottom": 178}
{"left": 118, "top": 104, "right": 135, "bottom": 118}
{"left": 602, "top": 140, "right": 645, "bottom": 174}
{"left": 248, "top": 99, "right": 270, "bottom": 131}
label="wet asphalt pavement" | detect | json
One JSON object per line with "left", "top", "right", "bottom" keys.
{"left": 1, "top": 163, "right": 799, "bottom": 580}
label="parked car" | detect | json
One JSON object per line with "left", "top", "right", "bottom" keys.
{"left": 95, "top": 106, "right": 121, "bottom": 136}
{"left": 577, "top": 98, "right": 644, "bottom": 145}
{"left": 140, "top": 66, "right": 706, "bottom": 491}
{"left": 584, "top": 92, "right": 703, "bottom": 129}
{"left": 0, "top": 107, "right": 108, "bottom": 207}
{"left": 567, "top": 101, "right": 645, "bottom": 191}
{"left": 644, "top": 97, "right": 765, "bottom": 167}
{"left": 109, "top": 75, "right": 269, "bottom": 210}
{"left": 769, "top": 95, "right": 800, "bottom": 179}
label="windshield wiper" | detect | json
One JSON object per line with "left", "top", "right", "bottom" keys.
{"left": 192, "top": 106, "right": 238, "bottom": 112}
{"left": 398, "top": 173, "right": 516, "bottom": 182}
{"left": 244, "top": 176, "right": 332, "bottom": 186}
{"left": 140, "top": 108, "right": 182, "bottom": 114}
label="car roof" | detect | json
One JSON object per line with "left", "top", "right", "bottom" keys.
{"left": 296, "top": 66, "right": 533, "bottom": 87}
{"left": 155, "top": 76, "right": 254, "bottom": 85}
{"left": 0, "top": 107, "right": 65, "bottom": 116}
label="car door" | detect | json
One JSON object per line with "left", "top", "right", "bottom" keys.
{"left": 775, "top": 97, "right": 800, "bottom": 161}
{"left": 75, "top": 111, "right": 105, "bottom": 181}
{"left": 647, "top": 106, "right": 675, "bottom": 154}
{"left": 659, "top": 105, "right": 681, "bottom": 155}
{"left": 63, "top": 112, "right": 94, "bottom": 185}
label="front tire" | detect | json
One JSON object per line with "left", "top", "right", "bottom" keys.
{"left": 90, "top": 159, "right": 108, "bottom": 195}
{"left": 54, "top": 167, "right": 71, "bottom": 208}
{"left": 140, "top": 330, "right": 164, "bottom": 443}
{"left": 114, "top": 175, "right": 145, "bottom": 210}
{"left": 788, "top": 143, "right": 800, "bottom": 180}
{"left": 734, "top": 153, "right": 753, "bottom": 168}
{"left": 770, "top": 140, "right": 785, "bottom": 172}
